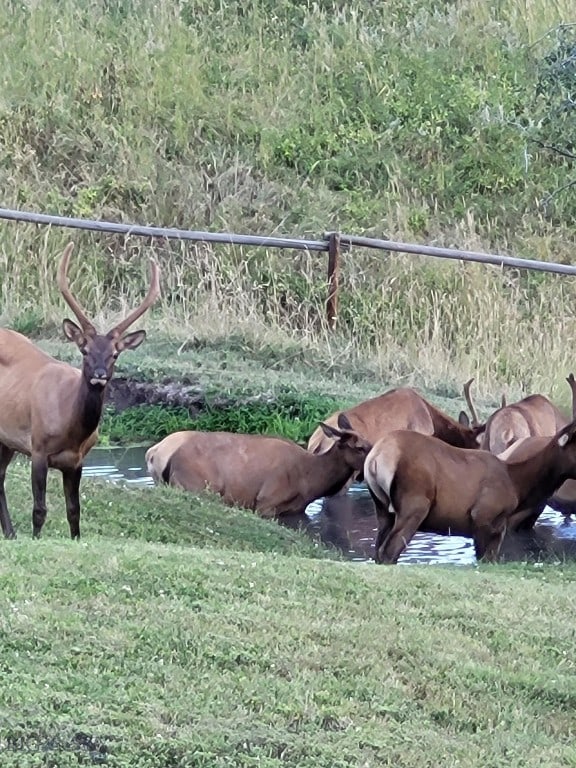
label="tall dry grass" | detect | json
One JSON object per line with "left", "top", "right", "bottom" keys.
{"left": 1, "top": 225, "right": 574, "bottom": 405}
{"left": 1, "top": 0, "right": 575, "bottom": 401}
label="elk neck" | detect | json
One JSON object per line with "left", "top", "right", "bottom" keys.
{"left": 429, "top": 408, "right": 474, "bottom": 448}
{"left": 504, "top": 438, "right": 571, "bottom": 508}
{"left": 306, "top": 443, "right": 362, "bottom": 498}
{"left": 76, "top": 372, "right": 108, "bottom": 438}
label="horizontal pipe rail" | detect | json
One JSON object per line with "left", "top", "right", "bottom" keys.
{"left": 333, "top": 232, "right": 576, "bottom": 277}
{"left": 0, "top": 208, "right": 328, "bottom": 252}
{"left": 1, "top": 207, "right": 574, "bottom": 277}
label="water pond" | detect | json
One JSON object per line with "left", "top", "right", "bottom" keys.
{"left": 83, "top": 445, "right": 576, "bottom": 565}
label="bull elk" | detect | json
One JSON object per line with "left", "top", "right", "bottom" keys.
{"left": 145, "top": 414, "right": 372, "bottom": 517}
{"left": 306, "top": 387, "right": 483, "bottom": 492}
{"left": 466, "top": 375, "right": 576, "bottom": 527}
{"left": 364, "top": 420, "right": 576, "bottom": 564}
{"left": 0, "top": 242, "right": 160, "bottom": 540}
{"left": 464, "top": 378, "right": 568, "bottom": 455}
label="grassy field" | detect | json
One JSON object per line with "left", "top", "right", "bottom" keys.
{"left": 1, "top": 462, "right": 576, "bottom": 767}
{"left": 3, "top": 2, "right": 576, "bottom": 764}
{"left": 35, "top": 333, "right": 506, "bottom": 445}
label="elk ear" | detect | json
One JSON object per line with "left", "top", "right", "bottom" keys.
{"left": 458, "top": 411, "right": 470, "bottom": 427}
{"left": 117, "top": 329, "right": 147, "bottom": 352}
{"left": 62, "top": 318, "right": 85, "bottom": 347}
{"left": 319, "top": 421, "right": 343, "bottom": 440}
{"left": 337, "top": 413, "right": 353, "bottom": 431}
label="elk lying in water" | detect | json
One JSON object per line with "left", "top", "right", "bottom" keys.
{"left": 466, "top": 375, "right": 576, "bottom": 527}
{"left": 0, "top": 242, "right": 160, "bottom": 539}
{"left": 364, "top": 420, "right": 576, "bottom": 564}
{"left": 306, "top": 386, "right": 484, "bottom": 491}
{"left": 146, "top": 414, "right": 372, "bottom": 517}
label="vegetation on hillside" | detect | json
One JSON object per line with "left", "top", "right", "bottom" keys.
{"left": 1, "top": 1, "right": 576, "bottom": 395}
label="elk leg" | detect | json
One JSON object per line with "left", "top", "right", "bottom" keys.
{"left": 472, "top": 510, "right": 508, "bottom": 563}
{"left": 374, "top": 511, "right": 395, "bottom": 563}
{"left": 0, "top": 445, "right": 16, "bottom": 539}
{"left": 507, "top": 501, "right": 546, "bottom": 533}
{"left": 31, "top": 454, "right": 49, "bottom": 538}
{"left": 377, "top": 496, "right": 430, "bottom": 565}
{"left": 369, "top": 488, "right": 395, "bottom": 564}
{"left": 62, "top": 466, "right": 82, "bottom": 540}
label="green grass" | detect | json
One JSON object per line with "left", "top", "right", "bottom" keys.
{"left": 2, "top": 458, "right": 576, "bottom": 767}
{"left": 99, "top": 391, "right": 344, "bottom": 445}
{"left": 2, "top": 460, "right": 327, "bottom": 558}
{"left": 1, "top": 533, "right": 576, "bottom": 767}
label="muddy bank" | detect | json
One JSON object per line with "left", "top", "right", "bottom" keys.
{"left": 105, "top": 376, "right": 276, "bottom": 414}
{"left": 106, "top": 377, "right": 205, "bottom": 413}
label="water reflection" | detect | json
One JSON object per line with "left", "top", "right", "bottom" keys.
{"left": 84, "top": 445, "right": 576, "bottom": 565}
{"left": 296, "top": 485, "right": 576, "bottom": 565}
{"left": 83, "top": 445, "right": 155, "bottom": 488}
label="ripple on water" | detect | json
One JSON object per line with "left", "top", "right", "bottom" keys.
{"left": 83, "top": 446, "right": 576, "bottom": 565}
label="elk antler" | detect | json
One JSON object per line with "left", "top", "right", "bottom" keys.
{"left": 566, "top": 373, "right": 576, "bottom": 419}
{"left": 58, "top": 243, "right": 96, "bottom": 333}
{"left": 110, "top": 258, "right": 161, "bottom": 337}
{"left": 501, "top": 393, "right": 507, "bottom": 408}
{"left": 463, "top": 378, "right": 481, "bottom": 428}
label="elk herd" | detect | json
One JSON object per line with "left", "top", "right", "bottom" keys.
{"left": 3, "top": 241, "right": 576, "bottom": 567}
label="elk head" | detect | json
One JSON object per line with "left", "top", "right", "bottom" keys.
{"left": 58, "top": 243, "right": 160, "bottom": 388}
{"left": 318, "top": 413, "right": 373, "bottom": 472}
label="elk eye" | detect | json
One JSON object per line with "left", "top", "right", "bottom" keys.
{"left": 112, "top": 351, "right": 119, "bottom": 360}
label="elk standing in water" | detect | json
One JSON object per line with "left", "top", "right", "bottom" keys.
{"left": 466, "top": 375, "right": 576, "bottom": 528}
{"left": 0, "top": 242, "right": 160, "bottom": 539}
{"left": 364, "top": 420, "right": 576, "bottom": 564}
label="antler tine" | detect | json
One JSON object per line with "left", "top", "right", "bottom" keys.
{"left": 566, "top": 373, "right": 576, "bottom": 419}
{"left": 463, "top": 377, "right": 480, "bottom": 428}
{"left": 111, "top": 259, "right": 161, "bottom": 337}
{"left": 501, "top": 393, "right": 507, "bottom": 408}
{"left": 57, "top": 242, "right": 95, "bottom": 332}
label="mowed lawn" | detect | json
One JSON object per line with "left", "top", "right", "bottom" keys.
{"left": 0, "top": 465, "right": 575, "bottom": 767}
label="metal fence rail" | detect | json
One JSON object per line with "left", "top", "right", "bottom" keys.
{"left": 0, "top": 208, "right": 328, "bottom": 252}
{"left": 335, "top": 233, "right": 576, "bottom": 277}
{"left": 1, "top": 207, "right": 575, "bottom": 328}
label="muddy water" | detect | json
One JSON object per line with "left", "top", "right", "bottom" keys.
{"left": 83, "top": 445, "right": 576, "bottom": 565}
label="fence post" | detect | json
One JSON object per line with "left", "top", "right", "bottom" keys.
{"left": 326, "top": 232, "right": 340, "bottom": 329}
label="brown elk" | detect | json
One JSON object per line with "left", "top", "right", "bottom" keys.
{"left": 364, "top": 419, "right": 576, "bottom": 564}
{"left": 145, "top": 414, "right": 372, "bottom": 517}
{"left": 0, "top": 242, "right": 160, "bottom": 540}
{"left": 464, "top": 378, "right": 569, "bottom": 455}
{"left": 466, "top": 375, "right": 576, "bottom": 527}
{"left": 306, "top": 387, "right": 484, "bottom": 492}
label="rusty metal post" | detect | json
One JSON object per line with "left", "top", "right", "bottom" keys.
{"left": 326, "top": 232, "right": 340, "bottom": 330}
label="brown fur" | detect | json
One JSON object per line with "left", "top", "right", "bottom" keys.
{"left": 469, "top": 374, "right": 576, "bottom": 526}
{"left": 364, "top": 420, "right": 576, "bottom": 564}
{"left": 0, "top": 243, "right": 160, "bottom": 540}
{"left": 480, "top": 394, "right": 567, "bottom": 455}
{"left": 146, "top": 415, "right": 372, "bottom": 518}
{"left": 306, "top": 387, "right": 482, "bottom": 493}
